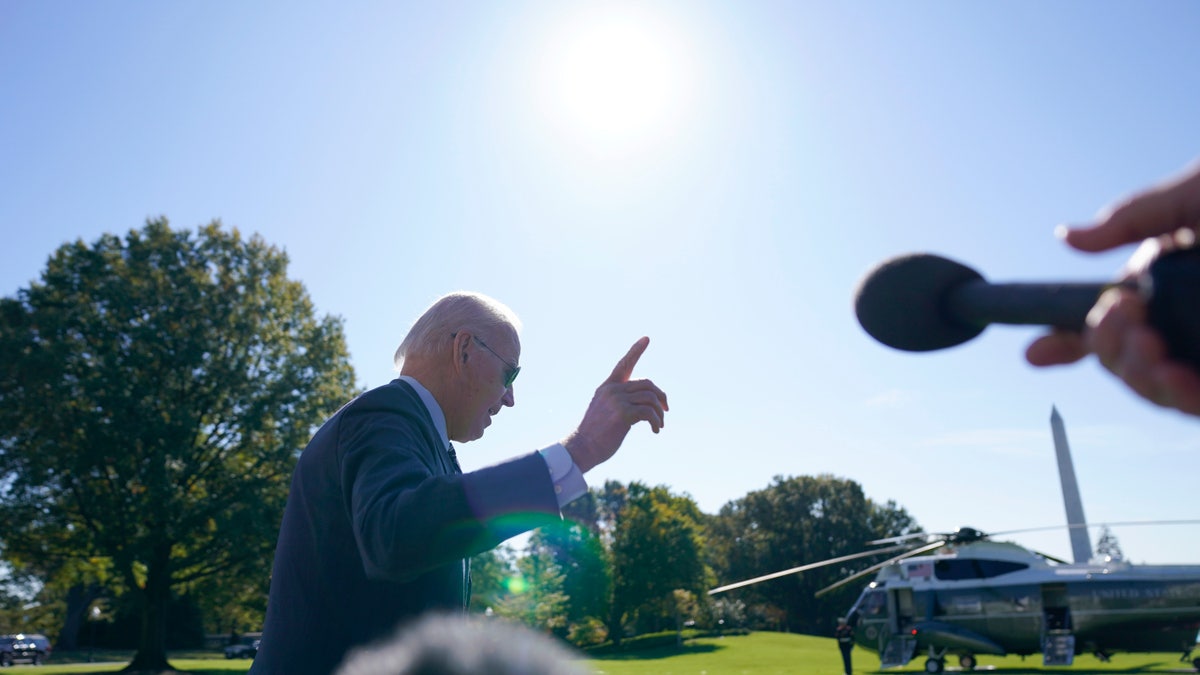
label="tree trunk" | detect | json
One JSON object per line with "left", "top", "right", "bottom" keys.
{"left": 675, "top": 604, "right": 682, "bottom": 646}
{"left": 607, "top": 605, "right": 623, "bottom": 646}
{"left": 56, "top": 583, "right": 101, "bottom": 651}
{"left": 123, "top": 549, "right": 174, "bottom": 673}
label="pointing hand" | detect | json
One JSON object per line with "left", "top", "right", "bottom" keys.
{"left": 563, "top": 337, "right": 669, "bottom": 473}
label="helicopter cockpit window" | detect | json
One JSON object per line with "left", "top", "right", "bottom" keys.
{"left": 934, "top": 559, "right": 1029, "bottom": 580}
{"left": 858, "top": 589, "right": 887, "bottom": 616}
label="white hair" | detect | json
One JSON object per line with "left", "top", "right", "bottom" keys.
{"left": 393, "top": 292, "right": 521, "bottom": 369}
{"left": 336, "top": 613, "right": 586, "bottom": 675}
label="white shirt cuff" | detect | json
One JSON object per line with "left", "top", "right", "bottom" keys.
{"left": 538, "top": 443, "right": 588, "bottom": 507}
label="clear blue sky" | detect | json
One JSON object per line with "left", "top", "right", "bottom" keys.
{"left": 3, "top": 2, "right": 1200, "bottom": 568}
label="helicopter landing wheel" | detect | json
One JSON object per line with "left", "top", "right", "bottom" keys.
{"left": 924, "top": 657, "right": 944, "bottom": 673}
{"left": 959, "top": 654, "right": 977, "bottom": 670}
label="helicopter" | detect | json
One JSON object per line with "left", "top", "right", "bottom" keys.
{"left": 709, "top": 408, "right": 1200, "bottom": 673}
{"left": 829, "top": 524, "right": 1200, "bottom": 672}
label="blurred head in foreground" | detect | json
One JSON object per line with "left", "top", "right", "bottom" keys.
{"left": 336, "top": 613, "right": 587, "bottom": 675}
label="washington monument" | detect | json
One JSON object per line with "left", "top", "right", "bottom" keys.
{"left": 1051, "top": 405, "right": 1092, "bottom": 563}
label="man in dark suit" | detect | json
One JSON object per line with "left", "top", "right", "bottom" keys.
{"left": 835, "top": 616, "right": 854, "bottom": 675}
{"left": 251, "top": 292, "right": 668, "bottom": 675}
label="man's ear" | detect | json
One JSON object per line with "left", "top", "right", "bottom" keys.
{"left": 453, "top": 332, "right": 472, "bottom": 370}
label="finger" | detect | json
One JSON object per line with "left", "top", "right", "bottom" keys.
{"left": 1115, "top": 326, "right": 1169, "bottom": 403}
{"left": 618, "top": 378, "right": 669, "bottom": 410}
{"left": 1115, "top": 236, "right": 1171, "bottom": 279}
{"left": 1064, "top": 162, "right": 1200, "bottom": 253}
{"left": 1025, "top": 332, "right": 1087, "bottom": 367}
{"left": 625, "top": 401, "right": 665, "bottom": 433}
{"left": 622, "top": 389, "right": 669, "bottom": 420}
{"left": 1085, "top": 288, "right": 1142, "bottom": 373}
{"left": 606, "top": 336, "right": 650, "bottom": 384}
{"left": 1157, "top": 363, "right": 1200, "bottom": 416}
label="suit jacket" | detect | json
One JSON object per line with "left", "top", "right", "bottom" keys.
{"left": 251, "top": 379, "right": 561, "bottom": 675}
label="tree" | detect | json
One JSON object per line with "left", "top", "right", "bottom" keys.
{"left": 590, "top": 480, "right": 628, "bottom": 542}
{"left": 533, "top": 499, "right": 612, "bottom": 639}
{"left": 707, "top": 596, "right": 746, "bottom": 632}
{"left": 670, "top": 588, "right": 697, "bottom": 645}
{"left": 0, "top": 563, "right": 61, "bottom": 638}
{"left": 469, "top": 545, "right": 516, "bottom": 615}
{"left": 1095, "top": 526, "right": 1124, "bottom": 562}
{"left": 707, "top": 474, "right": 921, "bottom": 635}
{"left": 29, "top": 556, "right": 113, "bottom": 650}
{"left": 0, "top": 219, "right": 357, "bottom": 672}
{"left": 609, "top": 483, "right": 711, "bottom": 638}
{"left": 189, "top": 569, "right": 268, "bottom": 644}
{"left": 495, "top": 548, "right": 568, "bottom": 632}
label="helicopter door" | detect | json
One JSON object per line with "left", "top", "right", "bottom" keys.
{"left": 879, "top": 587, "right": 918, "bottom": 668}
{"left": 1040, "top": 583, "right": 1075, "bottom": 666}
{"left": 890, "top": 587, "right": 916, "bottom": 633}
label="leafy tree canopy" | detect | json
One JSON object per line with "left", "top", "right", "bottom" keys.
{"left": 610, "top": 483, "right": 711, "bottom": 636}
{"left": 0, "top": 219, "right": 357, "bottom": 671}
{"left": 708, "top": 474, "right": 921, "bottom": 634}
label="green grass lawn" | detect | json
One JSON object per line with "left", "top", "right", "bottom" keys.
{"left": 588, "top": 632, "right": 1199, "bottom": 674}
{"left": 13, "top": 634, "right": 1199, "bottom": 674}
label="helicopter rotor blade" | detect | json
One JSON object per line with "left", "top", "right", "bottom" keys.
{"left": 814, "top": 539, "right": 948, "bottom": 598}
{"left": 1028, "top": 549, "right": 1070, "bottom": 565}
{"left": 869, "top": 520, "right": 1200, "bottom": 549}
{"left": 707, "top": 542, "right": 915, "bottom": 596}
{"left": 988, "top": 519, "right": 1200, "bottom": 539}
{"left": 866, "top": 531, "right": 934, "bottom": 546}
{"left": 871, "top": 526, "right": 992, "bottom": 547}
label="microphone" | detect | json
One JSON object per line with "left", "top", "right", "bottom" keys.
{"left": 853, "top": 248, "right": 1200, "bottom": 370}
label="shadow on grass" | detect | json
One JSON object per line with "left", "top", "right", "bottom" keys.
{"left": 49, "top": 649, "right": 135, "bottom": 664}
{"left": 43, "top": 650, "right": 252, "bottom": 674}
{"left": 590, "top": 642, "right": 726, "bottom": 662}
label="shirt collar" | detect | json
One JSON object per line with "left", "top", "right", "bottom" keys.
{"left": 398, "top": 375, "right": 450, "bottom": 450}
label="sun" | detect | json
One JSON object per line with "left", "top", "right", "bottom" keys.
{"left": 537, "top": 6, "right": 693, "bottom": 154}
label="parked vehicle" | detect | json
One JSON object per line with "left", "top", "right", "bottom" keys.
{"left": 224, "top": 638, "right": 260, "bottom": 659}
{"left": 0, "top": 633, "right": 51, "bottom": 666}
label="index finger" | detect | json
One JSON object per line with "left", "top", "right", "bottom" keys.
{"left": 607, "top": 336, "right": 650, "bottom": 384}
{"left": 1025, "top": 330, "right": 1087, "bottom": 367}
{"left": 1065, "top": 162, "right": 1200, "bottom": 253}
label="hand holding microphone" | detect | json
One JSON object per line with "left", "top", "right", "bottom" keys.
{"left": 855, "top": 159, "right": 1200, "bottom": 417}
{"left": 1028, "top": 161, "right": 1200, "bottom": 416}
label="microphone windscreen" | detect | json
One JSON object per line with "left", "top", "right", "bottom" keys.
{"left": 854, "top": 253, "right": 986, "bottom": 351}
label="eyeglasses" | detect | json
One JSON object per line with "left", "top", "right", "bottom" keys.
{"left": 452, "top": 332, "right": 520, "bottom": 388}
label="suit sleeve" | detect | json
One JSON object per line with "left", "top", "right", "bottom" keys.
{"left": 340, "top": 404, "right": 560, "bottom": 582}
